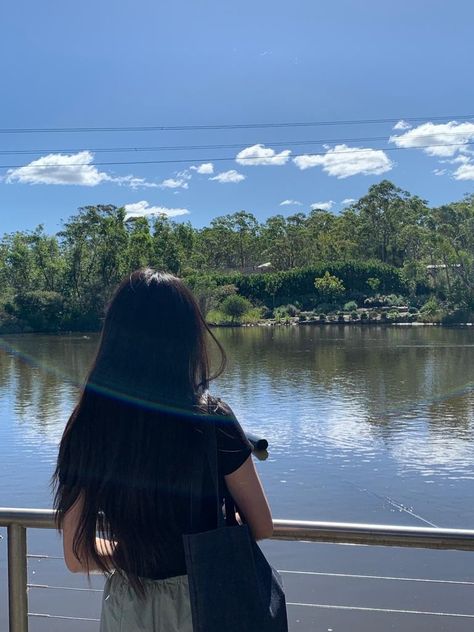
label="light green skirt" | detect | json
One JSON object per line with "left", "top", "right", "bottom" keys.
{"left": 100, "top": 572, "right": 193, "bottom": 632}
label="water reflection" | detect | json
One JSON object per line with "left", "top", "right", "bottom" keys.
{"left": 0, "top": 327, "right": 473, "bottom": 524}
{"left": 0, "top": 335, "right": 96, "bottom": 438}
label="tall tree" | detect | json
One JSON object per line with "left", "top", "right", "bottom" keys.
{"left": 125, "top": 216, "right": 154, "bottom": 271}
{"left": 152, "top": 216, "right": 181, "bottom": 274}
{"left": 260, "top": 213, "right": 307, "bottom": 270}
{"left": 30, "top": 226, "right": 65, "bottom": 292}
{"left": 208, "top": 211, "right": 260, "bottom": 271}
{"left": 58, "top": 205, "right": 128, "bottom": 322}
{"left": 354, "top": 180, "right": 428, "bottom": 266}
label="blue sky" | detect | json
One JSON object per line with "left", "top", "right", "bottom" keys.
{"left": 1, "top": 0, "right": 474, "bottom": 233}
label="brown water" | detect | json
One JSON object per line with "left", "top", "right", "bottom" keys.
{"left": 1, "top": 326, "right": 473, "bottom": 631}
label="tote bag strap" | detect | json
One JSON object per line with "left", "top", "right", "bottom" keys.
{"left": 205, "top": 393, "right": 226, "bottom": 529}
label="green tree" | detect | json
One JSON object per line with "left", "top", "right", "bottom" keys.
{"left": 221, "top": 294, "right": 252, "bottom": 322}
{"left": 152, "top": 216, "right": 182, "bottom": 274}
{"left": 0, "top": 231, "right": 40, "bottom": 294}
{"left": 174, "top": 221, "right": 196, "bottom": 274}
{"left": 260, "top": 213, "right": 308, "bottom": 270}
{"left": 354, "top": 180, "right": 428, "bottom": 266}
{"left": 367, "top": 277, "right": 381, "bottom": 292}
{"left": 58, "top": 205, "right": 128, "bottom": 326}
{"left": 30, "top": 226, "right": 65, "bottom": 292}
{"left": 125, "top": 216, "right": 154, "bottom": 270}
{"left": 208, "top": 211, "right": 260, "bottom": 271}
{"left": 8, "top": 290, "right": 64, "bottom": 331}
{"left": 264, "top": 274, "right": 285, "bottom": 307}
{"left": 314, "top": 272, "right": 345, "bottom": 303}
{"left": 427, "top": 197, "right": 474, "bottom": 306}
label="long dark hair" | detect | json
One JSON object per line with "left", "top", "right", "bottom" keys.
{"left": 53, "top": 269, "right": 227, "bottom": 592}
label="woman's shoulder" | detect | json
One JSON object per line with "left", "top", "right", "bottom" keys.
{"left": 195, "top": 391, "right": 234, "bottom": 417}
{"left": 194, "top": 391, "right": 252, "bottom": 474}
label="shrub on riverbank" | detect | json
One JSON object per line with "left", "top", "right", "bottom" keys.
{"left": 314, "top": 272, "right": 345, "bottom": 304}
{"left": 220, "top": 294, "right": 253, "bottom": 322}
{"left": 274, "top": 304, "right": 300, "bottom": 319}
{"left": 206, "top": 305, "right": 262, "bottom": 325}
{"left": 344, "top": 300, "right": 358, "bottom": 311}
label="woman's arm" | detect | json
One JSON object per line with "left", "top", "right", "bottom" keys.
{"left": 225, "top": 455, "right": 273, "bottom": 541}
{"left": 62, "top": 492, "right": 116, "bottom": 573}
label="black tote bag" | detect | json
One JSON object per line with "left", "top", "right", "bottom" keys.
{"left": 182, "top": 409, "right": 288, "bottom": 632}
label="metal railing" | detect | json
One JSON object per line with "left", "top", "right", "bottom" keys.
{"left": 2, "top": 507, "right": 474, "bottom": 632}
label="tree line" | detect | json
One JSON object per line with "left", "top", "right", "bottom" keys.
{"left": 0, "top": 180, "right": 472, "bottom": 332}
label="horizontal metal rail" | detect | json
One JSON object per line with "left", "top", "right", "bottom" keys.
{"left": 2, "top": 507, "right": 474, "bottom": 632}
{"left": 3, "top": 508, "right": 474, "bottom": 549}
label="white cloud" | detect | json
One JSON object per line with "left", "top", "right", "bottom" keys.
{"left": 311, "top": 200, "right": 334, "bottom": 211}
{"left": 449, "top": 154, "right": 472, "bottom": 164}
{"left": 190, "top": 162, "right": 214, "bottom": 175}
{"left": 236, "top": 144, "right": 291, "bottom": 166}
{"left": 393, "top": 120, "right": 412, "bottom": 130}
{"left": 5, "top": 151, "right": 160, "bottom": 188}
{"left": 5, "top": 151, "right": 110, "bottom": 186}
{"left": 280, "top": 199, "right": 302, "bottom": 206}
{"left": 293, "top": 144, "right": 393, "bottom": 178}
{"left": 159, "top": 170, "right": 192, "bottom": 189}
{"left": 389, "top": 121, "right": 474, "bottom": 157}
{"left": 209, "top": 169, "right": 246, "bottom": 183}
{"left": 342, "top": 198, "right": 356, "bottom": 205}
{"left": 124, "top": 201, "right": 190, "bottom": 221}
{"left": 159, "top": 177, "right": 189, "bottom": 189}
{"left": 453, "top": 162, "right": 474, "bottom": 180}
{"left": 433, "top": 168, "right": 447, "bottom": 177}
{"left": 113, "top": 175, "right": 159, "bottom": 189}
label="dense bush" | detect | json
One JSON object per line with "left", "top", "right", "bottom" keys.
{"left": 8, "top": 291, "right": 64, "bottom": 331}
{"left": 367, "top": 277, "right": 381, "bottom": 292}
{"left": 344, "top": 300, "right": 358, "bottom": 311}
{"left": 260, "top": 305, "right": 274, "bottom": 319}
{"left": 314, "top": 272, "right": 345, "bottom": 303}
{"left": 285, "top": 304, "right": 300, "bottom": 316}
{"left": 274, "top": 306, "right": 287, "bottom": 319}
{"left": 441, "top": 309, "right": 474, "bottom": 324}
{"left": 274, "top": 304, "right": 300, "bottom": 318}
{"left": 420, "top": 297, "right": 441, "bottom": 317}
{"left": 220, "top": 295, "right": 252, "bottom": 322}
{"left": 212, "top": 284, "right": 238, "bottom": 306}
{"left": 385, "top": 294, "right": 406, "bottom": 307}
{"left": 184, "top": 261, "right": 408, "bottom": 307}
{"left": 364, "top": 296, "right": 378, "bottom": 307}
{"left": 0, "top": 306, "right": 28, "bottom": 333}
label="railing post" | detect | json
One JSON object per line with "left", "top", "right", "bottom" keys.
{"left": 7, "top": 524, "right": 28, "bottom": 632}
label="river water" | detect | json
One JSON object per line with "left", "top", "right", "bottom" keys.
{"left": 1, "top": 326, "right": 473, "bottom": 631}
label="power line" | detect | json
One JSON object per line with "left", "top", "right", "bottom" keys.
{"left": 0, "top": 114, "right": 473, "bottom": 135}
{"left": 1, "top": 131, "right": 473, "bottom": 156}
{"left": 1, "top": 141, "right": 473, "bottom": 170}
